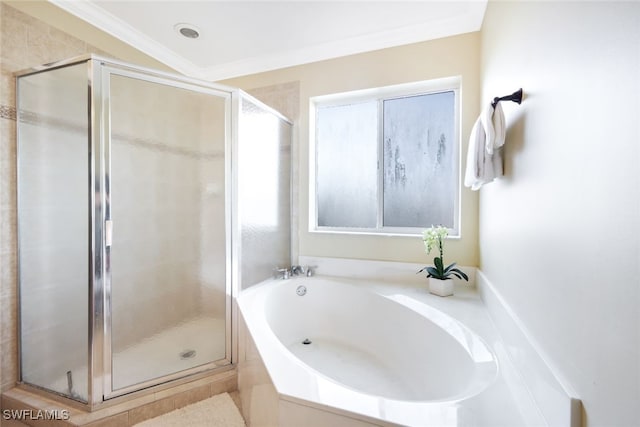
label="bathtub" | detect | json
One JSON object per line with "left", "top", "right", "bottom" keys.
{"left": 237, "top": 275, "right": 524, "bottom": 426}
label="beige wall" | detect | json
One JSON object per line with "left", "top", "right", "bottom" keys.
{"left": 480, "top": 2, "right": 640, "bottom": 426}
{"left": 224, "top": 32, "right": 481, "bottom": 267}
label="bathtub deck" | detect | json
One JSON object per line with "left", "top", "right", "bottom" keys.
{"left": 238, "top": 273, "right": 548, "bottom": 427}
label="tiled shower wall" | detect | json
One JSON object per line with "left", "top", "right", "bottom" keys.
{"left": 0, "top": 3, "right": 105, "bottom": 394}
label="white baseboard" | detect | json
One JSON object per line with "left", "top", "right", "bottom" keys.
{"left": 476, "top": 270, "right": 582, "bottom": 427}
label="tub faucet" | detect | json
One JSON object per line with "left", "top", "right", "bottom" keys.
{"left": 291, "top": 265, "right": 315, "bottom": 277}
{"left": 290, "top": 265, "right": 305, "bottom": 276}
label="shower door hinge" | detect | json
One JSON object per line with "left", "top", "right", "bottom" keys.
{"left": 105, "top": 220, "right": 113, "bottom": 247}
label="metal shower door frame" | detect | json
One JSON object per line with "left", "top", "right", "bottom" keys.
{"left": 91, "top": 57, "right": 234, "bottom": 403}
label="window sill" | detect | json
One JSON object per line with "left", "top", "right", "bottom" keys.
{"left": 309, "top": 228, "right": 461, "bottom": 239}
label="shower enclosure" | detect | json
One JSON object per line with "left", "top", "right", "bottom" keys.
{"left": 15, "top": 55, "right": 291, "bottom": 406}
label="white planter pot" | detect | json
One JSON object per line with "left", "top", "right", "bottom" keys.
{"left": 429, "top": 278, "right": 454, "bottom": 297}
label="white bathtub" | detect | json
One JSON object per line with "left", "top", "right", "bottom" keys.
{"left": 237, "top": 275, "right": 513, "bottom": 426}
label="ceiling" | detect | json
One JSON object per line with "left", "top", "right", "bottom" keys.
{"left": 48, "top": 1, "right": 487, "bottom": 81}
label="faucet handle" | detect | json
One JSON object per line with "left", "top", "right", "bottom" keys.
{"left": 275, "top": 268, "right": 290, "bottom": 280}
{"left": 304, "top": 266, "right": 315, "bottom": 277}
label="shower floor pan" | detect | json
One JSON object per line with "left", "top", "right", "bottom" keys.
{"left": 45, "top": 316, "right": 226, "bottom": 400}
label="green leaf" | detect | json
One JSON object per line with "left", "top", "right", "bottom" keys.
{"left": 449, "top": 268, "right": 469, "bottom": 281}
{"left": 434, "top": 257, "right": 444, "bottom": 273}
{"left": 426, "top": 267, "right": 440, "bottom": 278}
{"left": 443, "top": 262, "right": 457, "bottom": 273}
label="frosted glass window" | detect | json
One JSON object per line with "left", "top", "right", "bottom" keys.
{"left": 383, "top": 92, "right": 455, "bottom": 228}
{"left": 312, "top": 82, "right": 459, "bottom": 235}
{"left": 316, "top": 102, "right": 378, "bottom": 228}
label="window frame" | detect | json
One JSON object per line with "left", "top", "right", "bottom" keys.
{"left": 309, "top": 76, "right": 462, "bottom": 237}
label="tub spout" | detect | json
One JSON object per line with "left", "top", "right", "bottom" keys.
{"left": 290, "top": 265, "right": 305, "bottom": 276}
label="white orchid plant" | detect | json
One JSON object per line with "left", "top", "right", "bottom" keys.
{"left": 418, "top": 225, "right": 469, "bottom": 281}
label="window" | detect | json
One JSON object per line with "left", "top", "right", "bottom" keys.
{"left": 310, "top": 77, "right": 460, "bottom": 236}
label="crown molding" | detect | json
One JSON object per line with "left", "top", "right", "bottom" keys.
{"left": 48, "top": 0, "right": 486, "bottom": 82}
{"left": 48, "top": 0, "right": 206, "bottom": 78}
{"left": 202, "top": 3, "right": 486, "bottom": 81}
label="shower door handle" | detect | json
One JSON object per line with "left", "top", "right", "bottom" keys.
{"left": 105, "top": 220, "right": 113, "bottom": 247}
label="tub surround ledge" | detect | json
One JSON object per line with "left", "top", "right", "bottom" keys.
{"left": 476, "top": 270, "right": 582, "bottom": 427}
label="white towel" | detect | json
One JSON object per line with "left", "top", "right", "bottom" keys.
{"left": 464, "top": 102, "right": 506, "bottom": 190}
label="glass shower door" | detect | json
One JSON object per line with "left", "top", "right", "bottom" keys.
{"left": 17, "top": 62, "right": 90, "bottom": 402}
{"left": 105, "top": 71, "right": 230, "bottom": 395}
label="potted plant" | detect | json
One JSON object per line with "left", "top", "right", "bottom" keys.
{"left": 418, "top": 225, "right": 468, "bottom": 296}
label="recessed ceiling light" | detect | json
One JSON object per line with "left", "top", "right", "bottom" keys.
{"left": 174, "top": 23, "right": 200, "bottom": 39}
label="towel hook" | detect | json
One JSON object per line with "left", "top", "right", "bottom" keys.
{"left": 491, "top": 88, "right": 523, "bottom": 109}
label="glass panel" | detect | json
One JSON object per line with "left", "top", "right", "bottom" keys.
{"left": 109, "top": 74, "right": 228, "bottom": 391}
{"left": 18, "top": 63, "right": 89, "bottom": 401}
{"left": 316, "top": 102, "right": 378, "bottom": 228}
{"left": 383, "top": 92, "right": 455, "bottom": 228}
{"left": 238, "top": 98, "right": 291, "bottom": 289}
